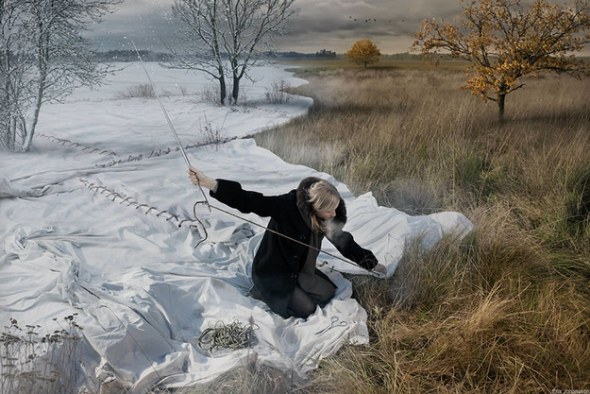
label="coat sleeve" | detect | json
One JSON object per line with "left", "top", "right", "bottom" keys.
{"left": 326, "top": 230, "right": 378, "bottom": 271}
{"left": 209, "top": 179, "right": 288, "bottom": 219}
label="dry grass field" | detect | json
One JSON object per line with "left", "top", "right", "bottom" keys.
{"left": 243, "top": 63, "right": 589, "bottom": 393}
{"left": 276, "top": 57, "right": 471, "bottom": 77}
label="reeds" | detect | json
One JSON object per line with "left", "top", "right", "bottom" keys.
{"left": 0, "top": 315, "right": 86, "bottom": 394}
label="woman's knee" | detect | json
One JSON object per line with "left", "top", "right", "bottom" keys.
{"left": 288, "top": 287, "right": 317, "bottom": 318}
{"left": 322, "top": 285, "right": 336, "bottom": 302}
{"left": 312, "top": 281, "right": 336, "bottom": 306}
{"left": 287, "top": 303, "right": 315, "bottom": 318}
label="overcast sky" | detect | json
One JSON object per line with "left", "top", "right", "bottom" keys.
{"left": 89, "top": 0, "right": 465, "bottom": 54}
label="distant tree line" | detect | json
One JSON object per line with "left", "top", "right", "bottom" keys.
{"left": 261, "top": 50, "right": 338, "bottom": 59}
{"left": 91, "top": 49, "right": 339, "bottom": 62}
{"left": 92, "top": 50, "right": 175, "bottom": 62}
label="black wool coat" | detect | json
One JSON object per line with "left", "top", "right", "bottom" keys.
{"left": 210, "top": 178, "right": 378, "bottom": 318}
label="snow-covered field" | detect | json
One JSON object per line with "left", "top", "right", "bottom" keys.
{"left": 0, "top": 63, "right": 472, "bottom": 392}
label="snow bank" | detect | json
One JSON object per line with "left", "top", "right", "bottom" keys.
{"left": 0, "top": 63, "right": 472, "bottom": 392}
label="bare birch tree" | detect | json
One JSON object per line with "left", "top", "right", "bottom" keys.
{"left": 169, "top": 0, "right": 295, "bottom": 105}
{"left": 0, "top": 0, "right": 120, "bottom": 152}
{"left": 170, "top": 0, "right": 229, "bottom": 105}
{"left": 223, "top": 0, "right": 296, "bottom": 104}
{"left": 0, "top": 0, "right": 34, "bottom": 151}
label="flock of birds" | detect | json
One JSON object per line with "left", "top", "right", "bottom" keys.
{"left": 348, "top": 16, "right": 406, "bottom": 23}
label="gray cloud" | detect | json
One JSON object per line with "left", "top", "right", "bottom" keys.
{"left": 88, "top": 0, "right": 467, "bottom": 53}
{"left": 279, "top": 0, "right": 465, "bottom": 52}
{"left": 88, "top": 0, "right": 589, "bottom": 56}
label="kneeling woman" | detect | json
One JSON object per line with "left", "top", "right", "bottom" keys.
{"left": 188, "top": 168, "right": 387, "bottom": 319}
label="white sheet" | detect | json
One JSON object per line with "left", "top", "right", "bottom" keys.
{"left": 0, "top": 63, "right": 472, "bottom": 393}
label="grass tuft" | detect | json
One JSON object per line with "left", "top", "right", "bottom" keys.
{"left": 170, "top": 364, "right": 306, "bottom": 394}
{"left": 117, "top": 84, "right": 156, "bottom": 99}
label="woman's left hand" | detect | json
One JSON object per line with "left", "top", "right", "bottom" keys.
{"left": 372, "top": 264, "right": 387, "bottom": 276}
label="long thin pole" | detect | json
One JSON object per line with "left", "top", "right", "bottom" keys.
{"left": 131, "top": 41, "right": 191, "bottom": 169}
{"left": 131, "top": 41, "right": 210, "bottom": 206}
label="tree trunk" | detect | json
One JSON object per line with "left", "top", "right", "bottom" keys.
{"left": 212, "top": 4, "right": 226, "bottom": 106}
{"left": 219, "top": 72, "right": 227, "bottom": 106}
{"left": 8, "top": 118, "right": 16, "bottom": 151}
{"left": 23, "top": 57, "right": 46, "bottom": 152}
{"left": 1, "top": 103, "right": 16, "bottom": 151}
{"left": 24, "top": 24, "right": 50, "bottom": 152}
{"left": 497, "top": 92, "right": 506, "bottom": 122}
{"left": 232, "top": 74, "right": 240, "bottom": 105}
{"left": 23, "top": 84, "right": 43, "bottom": 152}
{"left": 2, "top": 48, "right": 16, "bottom": 151}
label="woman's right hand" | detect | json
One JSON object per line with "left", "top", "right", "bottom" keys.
{"left": 188, "top": 166, "right": 217, "bottom": 190}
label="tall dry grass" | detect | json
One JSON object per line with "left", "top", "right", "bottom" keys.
{"left": 1, "top": 315, "right": 88, "bottom": 394}
{"left": 248, "top": 67, "right": 590, "bottom": 393}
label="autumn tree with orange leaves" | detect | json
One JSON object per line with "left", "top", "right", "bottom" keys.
{"left": 413, "top": 0, "right": 590, "bottom": 120}
{"left": 346, "top": 39, "right": 381, "bottom": 68}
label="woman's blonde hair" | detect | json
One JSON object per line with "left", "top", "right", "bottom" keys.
{"left": 307, "top": 180, "right": 340, "bottom": 233}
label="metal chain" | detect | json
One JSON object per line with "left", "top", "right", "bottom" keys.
{"left": 197, "top": 320, "right": 258, "bottom": 351}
